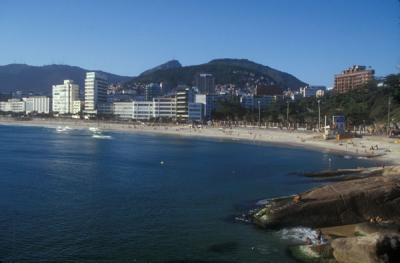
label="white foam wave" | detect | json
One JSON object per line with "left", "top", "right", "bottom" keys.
{"left": 278, "top": 227, "right": 320, "bottom": 244}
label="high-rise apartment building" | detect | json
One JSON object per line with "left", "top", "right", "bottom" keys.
{"left": 84, "top": 72, "right": 108, "bottom": 114}
{"left": 144, "top": 83, "right": 161, "bottom": 101}
{"left": 334, "top": 65, "right": 374, "bottom": 94}
{"left": 176, "top": 86, "right": 194, "bottom": 122}
{"left": 195, "top": 73, "right": 215, "bottom": 94}
{"left": 24, "top": 96, "right": 51, "bottom": 114}
{"left": 52, "top": 80, "right": 80, "bottom": 114}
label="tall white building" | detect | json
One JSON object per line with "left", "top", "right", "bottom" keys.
{"left": 84, "top": 72, "right": 108, "bottom": 115}
{"left": 24, "top": 96, "right": 51, "bottom": 114}
{"left": 176, "top": 87, "right": 194, "bottom": 121}
{"left": 52, "top": 80, "right": 80, "bottom": 114}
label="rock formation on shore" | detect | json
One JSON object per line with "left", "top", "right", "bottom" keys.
{"left": 253, "top": 166, "right": 400, "bottom": 229}
{"left": 331, "top": 232, "right": 400, "bottom": 263}
{"left": 252, "top": 166, "right": 400, "bottom": 263}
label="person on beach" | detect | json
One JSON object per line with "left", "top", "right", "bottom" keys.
{"left": 316, "top": 229, "right": 323, "bottom": 244}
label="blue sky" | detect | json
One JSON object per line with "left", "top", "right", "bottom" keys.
{"left": 0, "top": 0, "right": 399, "bottom": 86}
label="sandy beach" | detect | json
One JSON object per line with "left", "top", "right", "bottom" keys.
{"left": 1, "top": 117, "right": 399, "bottom": 165}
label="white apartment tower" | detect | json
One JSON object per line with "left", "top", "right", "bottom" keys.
{"left": 52, "top": 80, "right": 80, "bottom": 114}
{"left": 84, "top": 72, "right": 108, "bottom": 114}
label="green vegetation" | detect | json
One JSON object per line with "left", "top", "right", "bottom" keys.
{"left": 213, "top": 74, "right": 400, "bottom": 129}
{"left": 126, "top": 59, "right": 306, "bottom": 90}
{"left": 291, "top": 74, "right": 400, "bottom": 126}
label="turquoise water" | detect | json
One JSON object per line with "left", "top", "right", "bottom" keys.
{"left": 0, "top": 125, "right": 372, "bottom": 262}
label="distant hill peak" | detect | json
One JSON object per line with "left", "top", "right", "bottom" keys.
{"left": 127, "top": 58, "right": 307, "bottom": 91}
{"left": 0, "top": 64, "right": 131, "bottom": 95}
{"left": 140, "top": 60, "right": 182, "bottom": 76}
{"left": 209, "top": 58, "right": 253, "bottom": 63}
{"left": 208, "top": 58, "right": 271, "bottom": 68}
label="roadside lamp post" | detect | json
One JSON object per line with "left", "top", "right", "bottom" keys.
{"left": 317, "top": 99, "right": 321, "bottom": 131}
{"left": 258, "top": 100, "right": 261, "bottom": 127}
{"left": 286, "top": 100, "right": 290, "bottom": 129}
{"left": 387, "top": 96, "right": 391, "bottom": 135}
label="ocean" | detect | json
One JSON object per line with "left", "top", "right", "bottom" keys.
{"left": 0, "top": 125, "right": 373, "bottom": 262}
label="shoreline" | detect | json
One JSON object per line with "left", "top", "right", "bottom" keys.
{"left": 1, "top": 117, "right": 399, "bottom": 165}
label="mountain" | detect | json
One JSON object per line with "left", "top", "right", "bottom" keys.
{"left": 139, "top": 60, "right": 182, "bottom": 76}
{"left": 126, "top": 58, "right": 307, "bottom": 91}
{"left": 0, "top": 64, "right": 131, "bottom": 95}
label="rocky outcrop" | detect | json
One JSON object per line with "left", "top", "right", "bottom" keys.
{"left": 252, "top": 167, "right": 400, "bottom": 229}
{"left": 331, "top": 233, "right": 400, "bottom": 263}
{"left": 302, "top": 166, "right": 388, "bottom": 180}
{"left": 288, "top": 244, "right": 337, "bottom": 263}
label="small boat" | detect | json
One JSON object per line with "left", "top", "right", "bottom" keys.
{"left": 56, "top": 126, "right": 70, "bottom": 132}
{"left": 89, "top": 127, "right": 99, "bottom": 132}
{"left": 92, "top": 133, "right": 112, "bottom": 139}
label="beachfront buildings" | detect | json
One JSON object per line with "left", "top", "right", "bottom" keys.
{"left": 188, "top": 103, "right": 203, "bottom": 122}
{"left": 72, "top": 100, "right": 82, "bottom": 114}
{"left": 194, "top": 94, "right": 227, "bottom": 120}
{"left": 0, "top": 99, "right": 26, "bottom": 113}
{"left": 239, "top": 95, "right": 255, "bottom": 110}
{"left": 144, "top": 83, "right": 161, "bottom": 101}
{"left": 84, "top": 72, "right": 108, "bottom": 115}
{"left": 24, "top": 96, "right": 51, "bottom": 114}
{"left": 153, "top": 98, "right": 176, "bottom": 119}
{"left": 195, "top": 94, "right": 213, "bottom": 120}
{"left": 176, "top": 87, "right": 193, "bottom": 122}
{"left": 0, "top": 96, "right": 50, "bottom": 114}
{"left": 113, "top": 98, "right": 177, "bottom": 120}
{"left": 334, "top": 65, "right": 375, "bottom": 94}
{"left": 0, "top": 101, "right": 11, "bottom": 112}
{"left": 240, "top": 95, "right": 276, "bottom": 110}
{"left": 52, "top": 80, "right": 80, "bottom": 114}
{"left": 113, "top": 102, "right": 135, "bottom": 119}
{"left": 195, "top": 73, "right": 215, "bottom": 94}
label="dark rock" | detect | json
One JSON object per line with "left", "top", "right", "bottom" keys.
{"left": 252, "top": 167, "right": 400, "bottom": 229}
{"left": 155, "top": 260, "right": 236, "bottom": 263}
{"left": 288, "top": 244, "right": 337, "bottom": 263}
{"left": 331, "top": 233, "right": 400, "bottom": 263}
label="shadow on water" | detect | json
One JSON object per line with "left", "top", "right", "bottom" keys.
{"left": 154, "top": 260, "right": 236, "bottom": 263}
{"left": 208, "top": 241, "right": 239, "bottom": 254}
